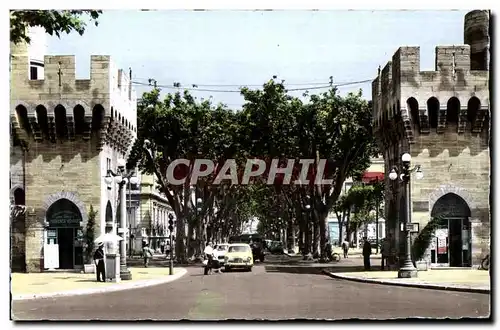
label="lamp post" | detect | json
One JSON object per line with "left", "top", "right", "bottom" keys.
{"left": 104, "top": 158, "right": 139, "bottom": 281}
{"left": 388, "top": 152, "right": 424, "bottom": 279}
{"left": 196, "top": 197, "right": 202, "bottom": 245}
{"left": 168, "top": 213, "right": 175, "bottom": 275}
{"left": 128, "top": 175, "right": 140, "bottom": 257}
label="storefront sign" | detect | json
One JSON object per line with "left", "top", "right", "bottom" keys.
{"left": 48, "top": 210, "right": 81, "bottom": 228}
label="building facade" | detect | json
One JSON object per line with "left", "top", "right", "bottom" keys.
{"left": 10, "top": 34, "right": 137, "bottom": 272}
{"left": 372, "top": 10, "right": 490, "bottom": 267}
{"left": 128, "top": 173, "right": 173, "bottom": 255}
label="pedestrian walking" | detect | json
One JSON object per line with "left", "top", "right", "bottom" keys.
{"left": 142, "top": 242, "right": 154, "bottom": 267}
{"left": 342, "top": 239, "right": 350, "bottom": 258}
{"left": 362, "top": 237, "right": 372, "bottom": 271}
{"left": 381, "top": 235, "right": 392, "bottom": 270}
{"left": 93, "top": 242, "right": 106, "bottom": 282}
{"left": 203, "top": 242, "right": 214, "bottom": 275}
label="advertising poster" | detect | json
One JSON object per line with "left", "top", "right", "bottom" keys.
{"left": 437, "top": 238, "right": 447, "bottom": 254}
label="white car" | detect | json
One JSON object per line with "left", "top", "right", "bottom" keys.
{"left": 213, "top": 243, "right": 229, "bottom": 266}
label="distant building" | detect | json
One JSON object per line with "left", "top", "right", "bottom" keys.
{"left": 129, "top": 173, "right": 172, "bottom": 255}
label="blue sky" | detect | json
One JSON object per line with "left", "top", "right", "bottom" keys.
{"left": 46, "top": 10, "right": 469, "bottom": 108}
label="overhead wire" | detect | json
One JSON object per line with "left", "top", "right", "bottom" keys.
{"left": 132, "top": 78, "right": 373, "bottom": 93}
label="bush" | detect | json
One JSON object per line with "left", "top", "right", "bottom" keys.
{"left": 411, "top": 216, "right": 443, "bottom": 262}
{"left": 84, "top": 205, "right": 98, "bottom": 264}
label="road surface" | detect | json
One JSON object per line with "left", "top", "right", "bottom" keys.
{"left": 12, "top": 262, "right": 490, "bottom": 320}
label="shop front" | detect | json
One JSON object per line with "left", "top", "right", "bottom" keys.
{"left": 429, "top": 193, "right": 472, "bottom": 268}
{"left": 44, "top": 198, "right": 84, "bottom": 270}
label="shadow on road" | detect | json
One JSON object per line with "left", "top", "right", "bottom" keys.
{"left": 264, "top": 266, "right": 325, "bottom": 275}
{"left": 264, "top": 264, "right": 383, "bottom": 275}
{"left": 322, "top": 265, "right": 383, "bottom": 273}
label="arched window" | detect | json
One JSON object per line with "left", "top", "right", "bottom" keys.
{"left": 446, "top": 97, "right": 460, "bottom": 124}
{"left": 467, "top": 97, "right": 481, "bottom": 123}
{"left": 407, "top": 97, "right": 419, "bottom": 128}
{"left": 427, "top": 97, "right": 440, "bottom": 128}
{"left": 36, "top": 105, "right": 48, "bottom": 139}
{"left": 54, "top": 104, "right": 68, "bottom": 139}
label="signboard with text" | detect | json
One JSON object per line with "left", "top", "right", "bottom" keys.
{"left": 48, "top": 211, "right": 81, "bottom": 228}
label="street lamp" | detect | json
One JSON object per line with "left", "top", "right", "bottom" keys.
{"left": 128, "top": 175, "right": 140, "bottom": 257}
{"left": 105, "top": 158, "right": 139, "bottom": 281}
{"left": 168, "top": 213, "right": 175, "bottom": 275}
{"left": 389, "top": 152, "right": 424, "bottom": 279}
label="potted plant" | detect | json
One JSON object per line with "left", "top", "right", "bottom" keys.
{"left": 411, "top": 216, "right": 442, "bottom": 271}
{"left": 83, "top": 205, "right": 98, "bottom": 273}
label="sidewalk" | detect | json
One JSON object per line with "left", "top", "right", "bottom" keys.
{"left": 11, "top": 267, "right": 187, "bottom": 301}
{"left": 323, "top": 268, "right": 490, "bottom": 294}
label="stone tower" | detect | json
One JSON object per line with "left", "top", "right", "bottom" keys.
{"left": 372, "top": 10, "right": 490, "bottom": 268}
{"left": 10, "top": 33, "right": 137, "bottom": 272}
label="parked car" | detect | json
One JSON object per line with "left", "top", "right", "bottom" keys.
{"left": 214, "top": 243, "right": 229, "bottom": 266}
{"left": 229, "top": 234, "right": 266, "bottom": 262}
{"left": 224, "top": 243, "right": 254, "bottom": 272}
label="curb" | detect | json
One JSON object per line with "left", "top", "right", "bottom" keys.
{"left": 322, "top": 270, "right": 490, "bottom": 294}
{"left": 12, "top": 268, "right": 188, "bottom": 301}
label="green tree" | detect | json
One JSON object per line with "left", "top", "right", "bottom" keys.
{"left": 127, "top": 88, "right": 246, "bottom": 262}
{"left": 10, "top": 10, "right": 101, "bottom": 44}
{"left": 240, "top": 78, "right": 377, "bottom": 259}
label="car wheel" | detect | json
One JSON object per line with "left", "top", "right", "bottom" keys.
{"left": 225, "top": 266, "right": 231, "bottom": 272}
{"left": 248, "top": 267, "right": 252, "bottom": 272}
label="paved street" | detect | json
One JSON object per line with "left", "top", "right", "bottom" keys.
{"left": 12, "top": 261, "right": 490, "bottom": 320}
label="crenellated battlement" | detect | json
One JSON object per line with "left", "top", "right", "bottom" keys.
{"left": 372, "top": 44, "right": 489, "bottom": 136}
{"left": 11, "top": 54, "right": 137, "bottom": 129}
{"left": 10, "top": 53, "right": 137, "bottom": 154}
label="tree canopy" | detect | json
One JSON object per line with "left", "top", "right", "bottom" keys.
{"left": 10, "top": 10, "right": 101, "bottom": 44}
{"left": 128, "top": 77, "right": 378, "bottom": 261}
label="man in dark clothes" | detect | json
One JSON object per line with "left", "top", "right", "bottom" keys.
{"left": 362, "top": 237, "right": 372, "bottom": 271}
{"left": 93, "top": 242, "right": 106, "bottom": 282}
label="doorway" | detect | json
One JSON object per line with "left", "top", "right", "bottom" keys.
{"left": 45, "top": 198, "right": 83, "bottom": 270}
{"left": 449, "top": 219, "right": 462, "bottom": 267}
{"left": 58, "top": 228, "right": 74, "bottom": 269}
{"left": 430, "top": 193, "right": 472, "bottom": 267}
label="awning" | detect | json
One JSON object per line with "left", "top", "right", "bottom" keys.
{"left": 361, "top": 171, "right": 384, "bottom": 183}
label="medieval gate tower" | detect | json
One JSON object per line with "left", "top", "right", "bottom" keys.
{"left": 372, "top": 10, "right": 490, "bottom": 267}
{"left": 10, "top": 30, "right": 137, "bottom": 272}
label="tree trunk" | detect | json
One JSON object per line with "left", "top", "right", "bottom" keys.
{"left": 354, "top": 223, "right": 359, "bottom": 249}
{"left": 298, "top": 223, "right": 304, "bottom": 254}
{"left": 286, "top": 217, "right": 294, "bottom": 251}
{"left": 338, "top": 209, "right": 346, "bottom": 246}
{"left": 175, "top": 214, "right": 186, "bottom": 263}
{"left": 313, "top": 217, "right": 320, "bottom": 257}
{"left": 318, "top": 210, "right": 328, "bottom": 259}
{"left": 345, "top": 208, "right": 351, "bottom": 245}
{"left": 187, "top": 222, "right": 194, "bottom": 258}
